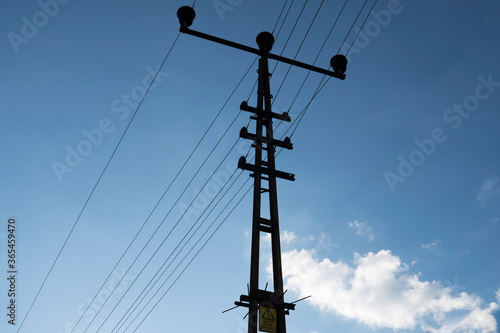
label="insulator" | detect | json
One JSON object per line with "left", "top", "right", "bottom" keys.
{"left": 330, "top": 54, "right": 348, "bottom": 75}
{"left": 256, "top": 32, "right": 275, "bottom": 52}
{"left": 177, "top": 6, "right": 196, "bottom": 28}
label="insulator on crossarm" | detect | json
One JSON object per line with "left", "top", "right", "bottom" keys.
{"left": 177, "top": 6, "right": 196, "bottom": 28}
{"left": 330, "top": 54, "right": 348, "bottom": 75}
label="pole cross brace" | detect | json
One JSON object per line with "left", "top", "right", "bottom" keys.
{"left": 179, "top": 26, "right": 346, "bottom": 79}
{"left": 237, "top": 292, "right": 296, "bottom": 311}
{"left": 240, "top": 101, "right": 291, "bottom": 122}
{"left": 240, "top": 127, "right": 293, "bottom": 150}
{"left": 238, "top": 157, "right": 295, "bottom": 181}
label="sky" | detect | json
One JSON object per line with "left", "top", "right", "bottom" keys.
{"left": 1, "top": 0, "right": 500, "bottom": 332}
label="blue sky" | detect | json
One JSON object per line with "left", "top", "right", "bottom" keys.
{"left": 1, "top": 0, "right": 500, "bottom": 332}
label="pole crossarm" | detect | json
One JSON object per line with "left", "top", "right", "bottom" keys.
{"left": 179, "top": 26, "right": 346, "bottom": 80}
{"left": 240, "top": 101, "right": 291, "bottom": 122}
{"left": 239, "top": 128, "right": 293, "bottom": 150}
{"left": 238, "top": 157, "right": 295, "bottom": 182}
{"left": 235, "top": 292, "right": 296, "bottom": 312}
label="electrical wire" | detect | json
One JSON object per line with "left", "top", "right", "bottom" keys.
{"left": 114, "top": 48, "right": 333, "bottom": 331}
{"left": 16, "top": 32, "right": 181, "bottom": 333}
{"left": 73, "top": 5, "right": 300, "bottom": 331}
{"left": 87, "top": 137, "right": 244, "bottom": 333}
{"left": 67, "top": 54, "right": 258, "bottom": 333}
{"left": 124, "top": 78, "right": 336, "bottom": 330}
{"left": 271, "top": 0, "right": 309, "bottom": 76}
{"left": 78, "top": 105, "right": 251, "bottom": 333}
{"left": 120, "top": 3, "right": 360, "bottom": 329}
{"left": 71, "top": 3, "right": 337, "bottom": 331}
{"left": 288, "top": 0, "right": 349, "bottom": 111}
{"left": 272, "top": 0, "right": 289, "bottom": 34}
{"left": 338, "top": 0, "right": 370, "bottom": 53}
{"left": 130, "top": 180, "right": 253, "bottom": 332}
{"left": 110, "top": 146, "right": 257, "bottom": 332}
{"left": 108, "top": 141, "right": 255, "bottom": 332}
{"left": 273, "top": 0, "right": 296, "bottom": 41}
{"left": 114, "top": 5, "right": 349, "bottom": 328}
{"left": 272, "top": 0, "right": 325, "bottom": 102}
{"left": 119, "top": 2, "right": 374, "bottom": 329}
{"left": 113, "top": 167, "right": 248, "bottom": 332}
{"left": 272, "top": 0, "right": 349, "bottom": 134}
{"left": 291, "top": 0, "right": 380, "bottom": 137}
{"left": 347, "top": 0, "right": 379, "bottom": 55}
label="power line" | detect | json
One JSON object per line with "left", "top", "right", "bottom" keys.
{"left": 347, "top": 0, "right": 379, "bottom": 55}
{"left": 112, "top": 167, "right": 248, "bottom": 332}
{"left": 66, "top": 4, "right": 340, "bottom": 332}
{"left": 114, "top": 3, "right": 350, "bottom": 328}
{"left": 338, "top": 0, "right": 370, "bottom": 53}
{"left": 16, "top": 32, "right": 182, "bottom": 333}
{"left": 272, "top": 0, "right": 325, "bottom": 102}
{"left": 108, "top": 149, "right": 258, "bottom": 332}
{"left": 288, "top": 0, "right": 349, "bottom": 110}
{"left": 87, "top": 137, "right": 244, "bottom": 333}
{"left": 116, "top": 3, "right": 351, "bottom": 329}
{"left": 272, "top": 0, "right": 309, "bottom": 75}
{"left": 72, "top": 5, "right": 302, "bottom": 330}
{"left": 272, "top": 0, "right": 289, "bottom": 34}
{"left": 124, "top": 75, "right": 335, "bottom": 331}
{"left": 272, "top": 0, "right": 349, "bottom": 134}
{"left": 119, "top": 59, "right": 337, "bottom": 333}
{"left": 68, "top": 53, "right": 258, "bottom": 333}
{"left": 78, "top": 115, "right": 248, "bottom": 333}
{"left": 118, "top": 49, "right": 340, "bottom": 333}
{"left": 108, "top": 143, "right": 255, "bottom": 332}
{"left": 290, "top": 0, "right": 380, "bottom": 137}
{"left": 130, "top": 180, "right": 253, "bottom": 332}
{"left": 117, "top": 3, "right": 358, "bottom": 329}
{"left": 273, "top": 0, "right": 295, "bottom": 40}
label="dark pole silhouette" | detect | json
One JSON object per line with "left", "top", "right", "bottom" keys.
{"left": 177, "top": 6, "right": 347, "bottom": 333}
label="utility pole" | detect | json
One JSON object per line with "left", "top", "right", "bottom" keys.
{"left": 177, "top": 6, "right": 347, "bottom": 333}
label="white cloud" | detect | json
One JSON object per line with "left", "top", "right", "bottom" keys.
{"left": 278, "top": 249, "right": 498, "bottom": 332}
{"left": 348, "top": 220, "right": 374, "bottom": 242}
{"left": 476, "top": 177, "right": 499, "bottom": 206}
{"left": 421, "top": 240, "right": 440, "bottom": 249}
{"left": 422, "top": 303, "right": 498, "bottom": 333}
{"left": 496, "top": 289, "right": 500, "bottom": 303}
{"left": 281, "top": 230, "right": 296, "bottom": 244}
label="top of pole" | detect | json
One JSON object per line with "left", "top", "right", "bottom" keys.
{"left": 176, "top": 6, "right": 347, "bottom": 79}
{"left": 256, "top": 32, "right": 274, "bottom": 54}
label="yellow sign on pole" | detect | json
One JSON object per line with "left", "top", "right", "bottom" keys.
{"left": 259, "top": 306, "right": 277, "bottom": 333}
